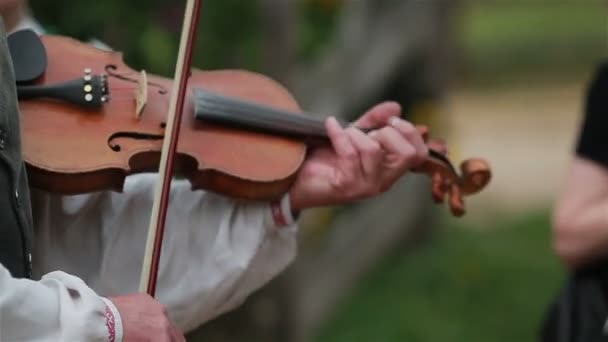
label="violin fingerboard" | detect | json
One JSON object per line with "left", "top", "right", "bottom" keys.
{"left": 192, "top": 88, "right": 329, "bottom": 140}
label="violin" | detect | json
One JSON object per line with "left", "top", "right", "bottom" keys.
{"left": 13, "top": 0, "right": 490, "bottom": 295}
{"left": 15, "top": 35, "right": 490, "bottom": 214}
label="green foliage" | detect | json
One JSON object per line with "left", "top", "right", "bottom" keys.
{"left": 456, "top": 2, "right": 608, "bottom": 85}
{"left": 314, "top": 211, "right": 565, "bottom": 342}
{"left": 295, "top": 0, "right": 338, "bottom": 63}
{"left": 29, "top": 0, "right": 340, "bottom": 77}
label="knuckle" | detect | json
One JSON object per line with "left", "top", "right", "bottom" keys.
{"left": 163, "top": 321, "right": 173, "bottom": 334}
{"left": 333, "top": 173, "right": 353, "bottom": 191}
{"left": 345, "top": 127, "right": 359, "bottom": 136}
{"left": 343, "top": 184, "right": 366, "bottom": 200}
{"left": 161, "top": 305, "right": 169, "bottom": 316}
{"left": 392, "top": 118, "right": 415, "bottom": 132}
{"left": 343, "top": 150, "right": 359, "bottom": 161}
{"left": 342, "top": 173, "right": 357, "bottom": 188}
{"left": 379, "top": 126, "right": 393, "bottom": 136}
{"left": 352, "top": 183, "right": 381, "bottom": 199}
{"left": 371, "top": 140, "right": 382, "bottom": 153}
{"left": 402, "top": 147, "right": 417, "bottom": 162}
{"left": 362, "top": 142, "right": 381, "bottom": 156}
{"left": 379, "top": 182, "right": 392, "bottom": 193}
{"left": 157, "top": 319, "right": 170, "bottom": 332}
{"left": 341, "top": 188, "right": 357, "bottom": 201}
{"left": 402, "top": 127, "right": 419, "bottom": 141}
{"left": 416, "top": 149, "right": 429, "bottom": 163}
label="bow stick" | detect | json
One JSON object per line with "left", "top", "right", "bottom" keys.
{"left": 139, "top": 0, "right": 203, "bottom": 296}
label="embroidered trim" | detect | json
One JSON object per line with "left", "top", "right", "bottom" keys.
{"left": 104, "top": 305, "right": 116, "bottom": 342}
{"left": 271, "top": 200, "right": 287, "bottom": 226}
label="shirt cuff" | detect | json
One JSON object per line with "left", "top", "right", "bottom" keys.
{"left": 102, "top": 297, "right": 123, "bottom": 342}
{"left": 269, "top": 193, "right": 299, "bottom": 228}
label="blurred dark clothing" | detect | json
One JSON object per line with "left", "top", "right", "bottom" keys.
{"left": 576, "top": 61, "right": 608, "bottom": 167}
{"left": 540, "top": 259, "right": 608, "bottom": 342}
{"left": 540, "top": 60, "right": 608, "bottom": 342}
{"left": 0, "top": 19, "right": 34, "bottom": 279}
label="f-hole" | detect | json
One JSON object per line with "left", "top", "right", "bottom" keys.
{"left": 107, "top": 132, "right": 165, "bottom": 152}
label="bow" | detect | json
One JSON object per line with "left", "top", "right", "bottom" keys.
{"left": 138, "top": 0, "right": 203, "bottom": 296}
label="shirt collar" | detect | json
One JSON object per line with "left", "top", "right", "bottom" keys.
{"left": 11, "top": 14, "right": 45, "bottom": 35}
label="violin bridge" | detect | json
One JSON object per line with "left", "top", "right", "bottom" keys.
{"left": 135, "top": 70, "right": 148, "bottom": 119}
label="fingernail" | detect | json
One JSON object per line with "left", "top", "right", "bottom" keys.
{"left": 389, "top": 116, "right": 400, "bottom": 127}
{"left": 326, "top": 116, "right": 338, "bottom": 127}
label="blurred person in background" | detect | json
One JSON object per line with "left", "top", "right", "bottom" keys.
{"left": 541, "top": 61, "right": 608, "bottom": 342}
{"left": 552, "top": 62, "right": 608, "bottom": 269}
{"left": 0, "top": 0, "right": 442, "bottom": 341}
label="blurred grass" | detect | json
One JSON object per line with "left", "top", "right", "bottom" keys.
{"left": 456, "top": 1, "right": 608, "bottom": 86}
{"left": 314, "top": 210, "right": 564, "bottom": 342}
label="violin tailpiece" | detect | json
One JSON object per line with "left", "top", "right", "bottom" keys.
{"left": 17, "top": 68, "right": 109, "bottom": 108}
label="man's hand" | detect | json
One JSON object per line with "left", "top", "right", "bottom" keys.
{"left": 110, "top": 293, "right": 185, "bottom": 342}
{"left": 288, "top": 101, "right": 429, "bottom": 211}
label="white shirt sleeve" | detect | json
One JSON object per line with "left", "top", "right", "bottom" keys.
{"left": 30, "top": 173, "right": 299, "bottom": 333}
{"left": 0, "top": 264, "right": 121, "bottom": 342}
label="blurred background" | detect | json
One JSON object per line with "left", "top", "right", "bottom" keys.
{"left": 26, "top": 0, "right": 608, "bottom": 341}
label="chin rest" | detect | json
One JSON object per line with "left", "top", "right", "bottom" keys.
{"left": 8, "top": 29, "right": 47, "bottom": 84}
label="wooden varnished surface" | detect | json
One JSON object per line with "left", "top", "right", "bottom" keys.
{"left": 21, "top": 35, "right": 306, "bottom": 197}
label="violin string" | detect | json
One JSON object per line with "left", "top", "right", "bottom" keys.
{"left": 90, "top": 93, "right": 457, "bottom": 172}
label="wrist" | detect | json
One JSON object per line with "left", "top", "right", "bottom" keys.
{"left": 287, "top": 187, "right": 307, "bottom": 213}
{"left": 270, "top": 193, "right": 300, "bottom": 227}
{"left": 102, "top": 298, "right": 123, "bottom": 342}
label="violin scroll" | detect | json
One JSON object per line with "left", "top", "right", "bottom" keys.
{"left": 413, "top": 126, "right": 492, "bottom": 217}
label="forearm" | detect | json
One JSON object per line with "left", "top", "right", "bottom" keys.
{"left": 0, "top": 263, "right": 121, "bottom": 342}
{"left": 552, "top": 154, "right": 608, "bottom": 268}
{"left": 151, "top": 190, "right": 299, "bottom": 332}
{"left": 553, "top": 197, "right": 608, "bottom": 268}
{"left": 32, "top": 174, "right": 299, "bottom": 334}
{"left": 554, "top": 61, "right": 608, "bottom": 268}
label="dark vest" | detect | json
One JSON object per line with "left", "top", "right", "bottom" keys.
{"left": 0, "top": 18, "right": 34, "bottom": 278}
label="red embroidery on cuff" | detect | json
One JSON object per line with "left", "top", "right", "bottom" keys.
{"left": 271, "top": 201, "right": 287, "bottom": 226}
{"left": 105, "top": 305, "right": 116, "bottom": 342}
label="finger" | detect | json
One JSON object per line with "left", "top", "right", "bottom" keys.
{"left": 371, "top": 127, "right": 418, "bottom": 188}
{"left": 448, "top": 184, "right": 465, "bottom": 217}
{"left": 388, "top": 117, "right": 428, "bottom": 162}
{"left": 326, "top": 116, "right": 357, "bottom": 159}
{"left": 416, "top": 125, "right": 429, "bottom": 142}
{"left": 427, "top": 138, "right": 448, "bottom": 155}
{"left": 352, "top": 101, "right": 402, "bottom": 129}
{"left": 372, "top": 126, "right": 417, "bottom": 167}
{"left": 347, "top": 128, "right": 383, "bottom": 179}
{"left": 431, "top": 172, "right": 446, "bottom": 203}
{"left": 170, "top": 325, "right": 185, "bottom": 342}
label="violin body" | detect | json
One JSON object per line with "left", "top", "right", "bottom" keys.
{"left": 21, "top": 35, "right": 306, "bottom": 200}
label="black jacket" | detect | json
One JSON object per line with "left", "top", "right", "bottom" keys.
{"left": 0, "top": 18, "right": 34, "bottom": 278}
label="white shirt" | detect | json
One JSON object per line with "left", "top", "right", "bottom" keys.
{"left": 0, "top": 17, "right": 299, "bottom": 342}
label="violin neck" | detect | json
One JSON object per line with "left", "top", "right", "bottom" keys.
{"left": 193, "top": 88, "right": 333, "bottom": 142}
